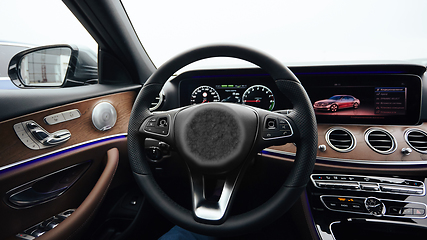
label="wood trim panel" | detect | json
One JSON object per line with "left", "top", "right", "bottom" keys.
{"left": 0, "top": 91, "right": 136, "bottom": 168}
{"left": 269, "top": 123, "right": 427, "bottom": 162}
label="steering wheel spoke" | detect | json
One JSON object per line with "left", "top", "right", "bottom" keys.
{"left": 190, "top": 165, "right": 244, "bottom": 222}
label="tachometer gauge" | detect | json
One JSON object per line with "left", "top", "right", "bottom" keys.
{"left": 242, "top": 85, "right": 275, "bottom": 110}
{"left": 190, "top": 86, "right": 220, "bottom": 104}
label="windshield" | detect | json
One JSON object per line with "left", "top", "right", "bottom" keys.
{"left": 123, "top": 0, "right": 427, "bottom": 69}
{"left": 329, "top": 96, "right": 342, "bottom": 100}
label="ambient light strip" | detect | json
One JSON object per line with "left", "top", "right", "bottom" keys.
{"left": 0, "top": 134, "right": 127, "bottom": 173}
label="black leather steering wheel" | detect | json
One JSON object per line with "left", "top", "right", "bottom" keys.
{"left": 127, "top": 45, "right": 317, "bottom": 236}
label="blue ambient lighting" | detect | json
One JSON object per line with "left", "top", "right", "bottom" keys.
{"left": 191, "top": 70, "right": 404, "bottom": 79}
{"left": 0, "top": 135, "right": 126, "bottom": 174}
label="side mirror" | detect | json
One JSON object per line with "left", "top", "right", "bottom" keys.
{"left": 8, "top": 44, "right": 97, "bottom": 88}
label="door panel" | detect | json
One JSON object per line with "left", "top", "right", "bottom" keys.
{"left": 0, "top": 90, "right": 136, "bottom": 239}
{"left": 0, "top": 91, "right": 136, "bottom": 168}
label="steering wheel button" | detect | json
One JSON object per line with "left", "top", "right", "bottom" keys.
{"left": 279, "top": 124, "right": 290, "bottom": 131}
{"left": 144, "top": 127, "right": 155, "bottom": 132}
{"left": 278, "top": 118, "right": 287, "bottom": 124}
{"left": 146, "top": 122, "right": 156, "bottom": 127}
{"left": 158, "top": 118, "right": 168, "bottom": 127}
{"left": 265, "top": 118, "right": 277, "bottom": 130}
{"left": 281, "top": 130, "right": 292, "bottom": 136}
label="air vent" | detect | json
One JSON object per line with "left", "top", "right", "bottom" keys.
{"left": 405, "top": 129, "right": 427, "bottom": 153}
{"left": 149, "top": 92, "right": 164, "bottom": 112}
{"left": 325, "top": 128, "right": 356, "bottom": 152}
{"left": 365, "top": 128, "right": 397, "bottom": 154}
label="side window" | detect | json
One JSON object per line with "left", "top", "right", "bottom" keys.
{"left": 0, "top": 1, "right": 97, "bottom": 90}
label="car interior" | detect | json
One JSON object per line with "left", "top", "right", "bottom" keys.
{"left": 1, "top": 0, "right": 427, "bottom": 240}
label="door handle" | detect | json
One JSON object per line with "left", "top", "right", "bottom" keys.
{"left": 6, "top": 161, "right": 91, "bottom": 208}
{"left": 9, "top": 187, "right": 68, "bottom": 207}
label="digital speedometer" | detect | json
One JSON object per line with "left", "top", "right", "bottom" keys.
{"left": 190, "top": 86, "right": 220, "bottom": 104}
{"left": 242, "top": 85, "right": 275, "bottom": 111}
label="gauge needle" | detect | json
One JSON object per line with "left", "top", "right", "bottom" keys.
{"left": 244, "top": 100, "right": 261, "bottom": 103}
{"left": 202, "top": 99, "right": 207, "bottom": 103}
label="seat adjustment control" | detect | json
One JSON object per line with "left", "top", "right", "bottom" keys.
{"left": 14, "top": 120, "right": 71, "bottom": 150}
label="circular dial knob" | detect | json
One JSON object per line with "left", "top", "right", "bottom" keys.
{"left": 364, "top": 197, "right": 385, "bottom": 216}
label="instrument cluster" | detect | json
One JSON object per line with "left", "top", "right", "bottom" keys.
{"left": 190, "top": 84, "right": 276, "bottom": 111}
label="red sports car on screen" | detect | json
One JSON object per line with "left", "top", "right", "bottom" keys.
{"left": 313, "top": 95, "right": 360, "bottom": 112}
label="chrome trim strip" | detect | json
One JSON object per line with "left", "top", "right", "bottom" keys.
{"left": 363, "top": 218, "right": 427, "bottom": 227}
{"left": 0, "top": 133, "right": 127, "bottom": 172}
{"left": 262, "top": 148, "right": 427, "bottom": 165}
{"left": 310, "top": 174, "right": 425, "bottom": 196}
{"left": 404, "top": 128, "right": 427, "bottom": 154}
{"left": 325, "top": 127, "right": 356, "bottom": 153}
{"left": 190, "top": 165, "right": 243, "bottom": 221}
{"left": 329, "top": 221, "right": 341, "bottom": 240}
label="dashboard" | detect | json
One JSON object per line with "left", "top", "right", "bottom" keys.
{"left": 154, "top": 65, "right": 427, "bottom": 162}
{"left": 160, "top": 65, "right": 424, "bottom": 125}
{"left": 153, "top": 64, "right": 427, "bottom": 240}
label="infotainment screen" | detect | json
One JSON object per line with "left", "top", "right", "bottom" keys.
{"left": 302, "top": 74, "right": 422, "bottom": 125}
{"left": 176, "top": 68, "right": 422, "bottom": 125}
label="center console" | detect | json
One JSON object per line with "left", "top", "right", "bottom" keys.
{"left": 308, "top": 173, "right": 427, "bottom": 240}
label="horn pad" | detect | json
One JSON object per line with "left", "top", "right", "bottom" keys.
{"left": 175, "top": 103, "right": 258, "bottom": 174}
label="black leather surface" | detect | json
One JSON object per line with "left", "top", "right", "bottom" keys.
{"left": 127, "top": 83, "right": 162, "bottom": 175}
{"left": 144, "top": 44, "right": 299, "bottom": 85}
{"left": 275, "top": 80, "right": 318, "bottom": 187}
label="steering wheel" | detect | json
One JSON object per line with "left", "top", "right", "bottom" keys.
{"left": 127, "top": 45, "right": 317, "bottom": 236}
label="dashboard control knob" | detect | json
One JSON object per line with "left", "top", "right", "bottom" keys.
{"left": 401, "top": 148, "right": 412, "bottom": 155}
{"left": 364, "top": 197, "right": 385, "bottom": 217}
{"left": 318, "top": 144, "right": 327, "bottom": 152}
